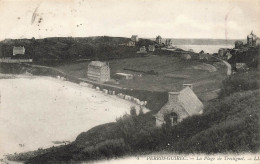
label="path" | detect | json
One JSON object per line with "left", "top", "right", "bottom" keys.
{"left": 213, "top": 57, "right": 231, "bottom": 76}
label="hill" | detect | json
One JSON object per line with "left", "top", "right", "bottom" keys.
{"left": 17, "top": 69, "right": 259, "bottom": 163}
{"left": 0, "top": 36, "right": 155, "bottom": 65}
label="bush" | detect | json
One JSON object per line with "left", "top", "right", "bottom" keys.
{"left": 219, "top": 70, "right": 259, "bottom": 97}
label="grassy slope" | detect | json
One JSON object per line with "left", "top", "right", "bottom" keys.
{"left": 55, "top": 55, "right": 226, "bottom": 102}
{"left": 23, "top": 69, "right": 259, "bottom": 163}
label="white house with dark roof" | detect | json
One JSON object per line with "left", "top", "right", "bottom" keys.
{"left": 87, "top": 61, "right": 110, "bottom": 82}
{"left": 131, "top": 35, "right": 139, "bottom": 42}
{"left": 154, "top": 84, "right": 203, "bottom": 127}
{"left": 13, "top": 46, "right": 25, "bottom": 56}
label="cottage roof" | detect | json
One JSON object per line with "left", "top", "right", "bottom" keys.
{"left": 155, "top": 86, "right": 203, "bottom": 120}
{"left": 89, "top": 61, "right": 108, "bottom": 67}
{"left": 178, "top": 87, "right": 203, "bottom": 115}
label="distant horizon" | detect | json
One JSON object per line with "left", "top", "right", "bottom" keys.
{"left": 0, "top": 0, "right": 259, "bottom": 41}
{"left": 1, "top": 35, "right": 247, "bottom": 41}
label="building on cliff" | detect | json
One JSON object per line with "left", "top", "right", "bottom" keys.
{"left": 156, "top": 35, "right": 162, "bottom": 45}
{"left": 154, "top": 84, "right": 203, "bottom": 127}
{"left": 131, "top": 35, "right": 139, "bottom": 42}
{"left": 247, "top": 31, "right": 260, "bottom": 47}
{"left": 87, "top": 61, "right": 110, "bottom": 82}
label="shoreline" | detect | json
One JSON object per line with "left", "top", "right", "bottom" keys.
{"left": 0, "top": 75, "right": 149, "bottom": 159}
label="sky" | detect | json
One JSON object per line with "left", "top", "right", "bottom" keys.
{"left": 0, "top": 0, "right": 259, "bottom": 40}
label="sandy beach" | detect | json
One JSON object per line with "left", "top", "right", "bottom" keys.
{"left": 0, "top": 75, "right": 148, "bottom": 157}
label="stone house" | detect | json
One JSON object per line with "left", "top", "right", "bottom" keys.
{"left": 165, "top": 39, "right": 173, "bottom": 48}
{"left": 154, "top": 84, "right": 203, "bottom": 127}
{"left": 148, "top": 45, "right": 155, "bottom": 52}
{"left": 131, "top": 35, "right": 139, "bottom": 42}
{"left": 156, "top": 35, "right": 162, "bottom": 44}
{"left": 87, "top": 61, "right": 110, "bottom": 82}
{"left": 13, "top": 46, "right": 25, "bottom": 56}
{"left": 218, "top": 48, "right": 228, "bottom": 57}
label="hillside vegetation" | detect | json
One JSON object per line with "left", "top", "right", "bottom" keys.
{"left": 0, "top": 37, "right": 156, "bottom": 65}
{"left": 20, "top": 69, "right": 259, "bottom": 164}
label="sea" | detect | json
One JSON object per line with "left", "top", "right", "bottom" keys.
{"left": 174, "top": 44, "right": 234, "bottom": 54}
{"left": 150, "top": 38, "right": 245, "bottom": 54}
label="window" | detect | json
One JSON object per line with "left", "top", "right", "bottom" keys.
{"left": 164, "top": 112, "right": 178, "bottom": 126}
{"left": 170, "top": 112, "right": 178, "bottom": 124}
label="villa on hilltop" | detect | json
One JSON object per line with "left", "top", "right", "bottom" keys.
{"left": 131, "top": 35, "right": 139, "bottom": 42}
{"left": 247, "top": 31, "right": 260, "bottom": 47}
{"left": 87, "top": 61, "right": 110, "bottom": 82}
{"left": 154, "top": 84, "right": 204, "bottom": 127}
{"left": 156, "top": 35, "right": 162, "bottom": 45}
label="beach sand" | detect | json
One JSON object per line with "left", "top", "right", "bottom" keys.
{"left": 0, "top": 76, "right": 148, "bottom": 157}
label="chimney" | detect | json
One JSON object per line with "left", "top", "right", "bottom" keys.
{"left": 168, "top": 92, "right": 179, "bottom": 104}
{"left": 183, "top": 84, "right": 193, "bottom": 90}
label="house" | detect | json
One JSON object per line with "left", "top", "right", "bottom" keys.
{"left": 247, "top": 31, "right": 259, "bottom": 47}
{"left": 156, "top": 35, "right": 162, "bottom": 44}
{"left": 137, "top": 46, "right": 147, "bottom": 53}
{"left": 131, "top": 35, "right": 139, "bottom": 42}
{"left": 115, "top": 73, "right": 133, "bottom": 80}
{"left": 127, "top": 40, "right": 135, "bottom": 47}
{"left": 87, "top": 61, "right": 110, "bottom": 82}
{"left": 218, "top": 48, "right": 228, "bottom": 57}
{"left": 148, "top": 45, "right": 155, "bottom": 52}
{"left": 13, "top": 46, "right": 25, "bottom": 56}
{"left": 165, "top": 39, "right": 173, "bottom": 48}
{"left": 154, "top": 84, "right": 203, "bottom": 127}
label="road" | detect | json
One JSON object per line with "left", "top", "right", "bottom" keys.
{"left": 213, "top": 57, "right": 231, "bottom": 76}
